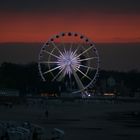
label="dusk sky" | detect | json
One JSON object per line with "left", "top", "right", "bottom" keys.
{"left": 0, "top": 0, "right": 140, "bottom": 43}
{"left": 0, "top": 0, "right": 140, "bottom": 71}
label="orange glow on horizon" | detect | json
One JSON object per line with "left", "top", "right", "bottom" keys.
{"left": 0, "top": 12, "right": 140, "bottom": 43}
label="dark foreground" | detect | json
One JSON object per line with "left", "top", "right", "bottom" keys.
{"left": 0, "top": 99, "right": 140, "bottom": 140}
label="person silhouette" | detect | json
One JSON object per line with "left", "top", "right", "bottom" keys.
{"left": 45, "top": 109, "right": 49, "bottom": 118}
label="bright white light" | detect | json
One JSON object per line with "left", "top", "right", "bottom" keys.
{"left": 57, "top": 50, "right": 80, "bottom": 77}
{"left": 88, "top": 94, "right": 91, "bottom": 97}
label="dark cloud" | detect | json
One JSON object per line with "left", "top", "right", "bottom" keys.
{"left": 0, "top": 0, "right": 140, "bottom": 13}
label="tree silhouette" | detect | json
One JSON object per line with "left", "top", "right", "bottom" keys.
{"left": 0, "top": 62, "right": 140, "bottom": 96}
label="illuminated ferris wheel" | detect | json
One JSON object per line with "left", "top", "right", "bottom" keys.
{"left": 38, "top": 32, "right": 99, "bottom": 97}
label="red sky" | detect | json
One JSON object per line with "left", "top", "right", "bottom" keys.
{"left": 0, "top": 10, "right": 140, "bottom": 42}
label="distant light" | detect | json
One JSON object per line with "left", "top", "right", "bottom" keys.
{"left": 104, "top": 93, "right": 115, "bottom": 96}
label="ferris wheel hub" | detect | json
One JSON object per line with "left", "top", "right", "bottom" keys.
{"left": 57, "top": 50, "right": 80, "bottom": 76}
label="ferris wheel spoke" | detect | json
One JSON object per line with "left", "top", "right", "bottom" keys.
{"left": 63, "top": 46, "right": 67, "bottom": 53}
{"left": 57, "top": 71, "right": 66, "bottom": 81}
{"left": 62, "top": 43, "right": 67, "bottom": 51}
{"left": 47, "top": 47, "right": 56, "bottom": 77}
{"left": 73, "top": 43, "right": 82, "bottom": 55}
{"left": 79, "top": 57, "right": 98, "bottom": 62}
{"left": 39, "top": 61, "right": 59, "bottom": 64}
{"left": 70, "top": 42, "right": 73, "bottom": 51}
{"left": 76, "top": 45, "right": 94, "bottom": 58}
{"left": 52, "top": 67, "right": 65, "bottom": 81}
{"left": 52, "top": 42, "right": 64, "bottom": 56}
{"left": 43, "top": 65, "right": 61, "bottom": 75}
{"left": 42, "top": 50, "right": 60, "bottom": 59}
{"left": 79, "top": 64, "right": 97, "bottom": 70}
{"left": 75, "top": 68, "right": 92, "bottom": 81}
{"left": 72, "top": 69, "right": 85, "bottom": 91}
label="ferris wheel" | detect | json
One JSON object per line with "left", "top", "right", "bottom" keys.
{"left": 38, "top": 32, "right": 99, "bottom": 97}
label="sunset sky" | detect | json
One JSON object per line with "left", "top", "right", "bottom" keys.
{"left": 0, "top": 0, "right": 140, "bottom": 43}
